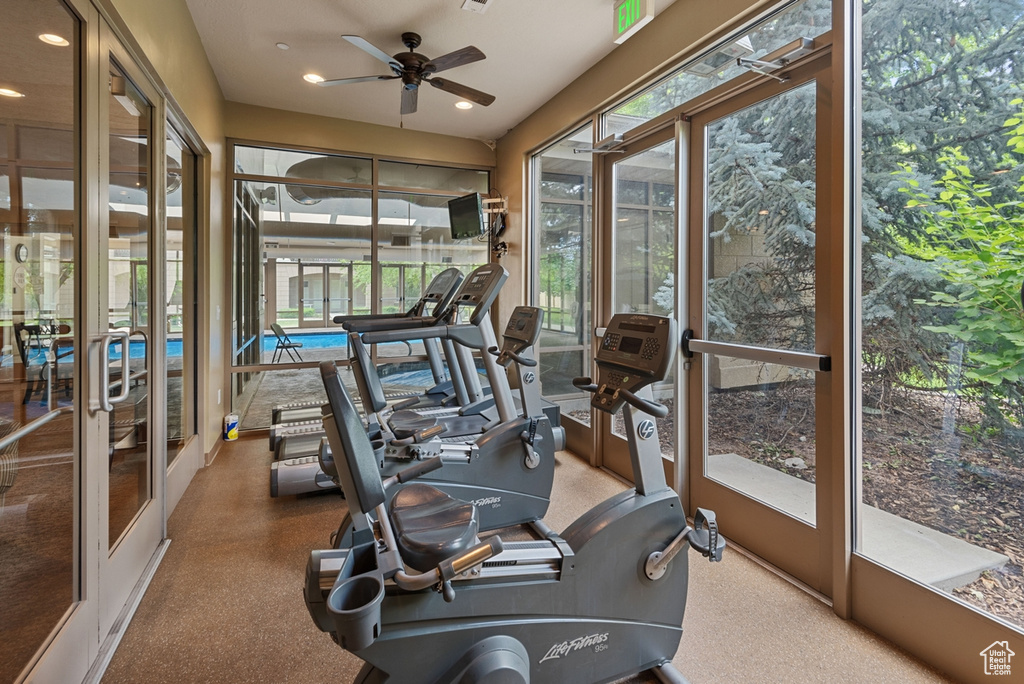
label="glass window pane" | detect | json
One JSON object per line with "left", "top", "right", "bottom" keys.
{"left": 605, "top": 0, "right": 831, "bottom": 135}
{"left": 705, "top": 82, "right": 816, "bottom": 352}
{"left": 857, "top": 0, "right": 1024, "bottom": 632}
{"left": 610, "top": 140, "right": 676, "bottom": 455}
{"left": 705, "top": 356, "right": 816, "bottom": 523}
{"left": 165, "top": 128, "right": 195, "bottom": 466}
{"left": 0, "top": 173, "right": 9, "bottom": 211}
{"left": 0, "top": 1, "right": 78, "bottom": 679}
{"left": 379, "top": 160, "right": 488, "bottom": 193}
{"left": 540, "top": 172, "right": 585, "bottom": 201}
{"left": 234, "top": 145, "right": 371, "bottom": 184}
{"left": 376, "top": 192, "right": 488, "bottom": 358}
{"left": 18, "top": 126, "right": 75, "bottom": 162}
{"left": 533, "top": 126, "right": 593, "bottom": 425}
{"left": 241, "top": 180, "right": 372, "bottom": 364}
{"left": 107, "top": 63, "right": 152, "bottom": 548}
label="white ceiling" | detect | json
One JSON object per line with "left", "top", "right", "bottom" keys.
{"left": 183, "top": 0, "right": 676, "bottom": 142}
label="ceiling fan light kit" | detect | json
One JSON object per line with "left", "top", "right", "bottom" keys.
{"left": 316, "top": 32, "right": 496, "bottom": 115}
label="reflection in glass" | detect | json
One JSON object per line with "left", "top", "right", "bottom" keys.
{"left": 0, "top": 0, "right": 78, "bottom": 679}
{"left": 705, "top": 356, "right": 816, "bottom": 523}
{"left": 165, "top": 128, "right": 196, "bottom": 467}
{"left": 605, "top": 0, "right": 831, "bottom": 135}
{"left": 533, "top": 126, "right": 593, "bottom": 426}
{"left": 379, "top": 160, "right": 488, "bottom": 194}
{"left": 234, "top": 145, "right": 371, "bottom": 184}
{"left": 107, "top": 63, "right": 152, "bottom": 549}
{"left": 704, "top": 81, "right": 816, "bottom": 352}
{"left": 610, "top": 140, "right": 675, "bottom": 453}
{"left": 376, "top": 192, "right": 487, "bottom": 359}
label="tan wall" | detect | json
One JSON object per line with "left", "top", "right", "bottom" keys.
{"left": 225, "top": 102, "right": 495, "bottom": 168}
{"left": 494, "top": 0, "right": 770, "bottom": 324}
{"left": 104, "top": 0, "right": 228, "bottom": 457}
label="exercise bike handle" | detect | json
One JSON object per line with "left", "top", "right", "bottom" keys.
{"left": 487, "top": 345, "right": 538, "bottom": 367}
{"left": 572, "top": 376, "right": 599, "bottom": 393}
{"left": 616, "top": 387, "right": 669, "bottom": 418}
{"left": 382, "top": 456, "right": 443, "bottom": 489}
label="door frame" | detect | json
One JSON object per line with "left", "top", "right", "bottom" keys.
{"left": 683, "top": 53, "right": 836, "bottom": 593}
{"left": 596, "top": 124, "right": 678, "bottom": 481}
{"left": 95, "top": 16, "right": 167, "bottom": 649}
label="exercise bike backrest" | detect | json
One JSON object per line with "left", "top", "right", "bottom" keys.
{"left": 319, "top": 361, "right": 387, "bottom": 545}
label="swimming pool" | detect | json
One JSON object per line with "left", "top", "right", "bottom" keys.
{"left": 262, "top": 330, "right": 349, "bottom": 352}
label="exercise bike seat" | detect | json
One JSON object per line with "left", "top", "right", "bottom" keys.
{"left": 389, "top": 483, "right": 479, "bottom": 572}
{"left": 389, "top": 410, "right": 440, "bottom": 440}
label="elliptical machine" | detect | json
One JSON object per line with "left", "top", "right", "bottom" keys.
{"left": 304, "top": 313, "right": 725, "bottom": 683}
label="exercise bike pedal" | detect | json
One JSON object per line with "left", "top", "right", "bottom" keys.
{"left": 687, "top": 508, "right": 725, "bottom": 562}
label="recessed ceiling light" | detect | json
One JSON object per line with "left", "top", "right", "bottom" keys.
{"left": 276, "top": 42, "right": 290, "bottom": 50}
{"left": 303, "top": 73, "right": 324, "bottom": 84}
{"left": 39, "top": 33, "right": 70, "bottom": 46}
{"left": 455, "top": 101, "right": 473, "bottom": 110}
{"left": 0, "top": 88, "right": 25, "bottom": 98}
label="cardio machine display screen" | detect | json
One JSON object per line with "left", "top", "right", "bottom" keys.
{"left": 620, "top": 322, "right": 656, "bottom": 333}
{"left": 619, "top": 336, "right": 642, "bottom": 354}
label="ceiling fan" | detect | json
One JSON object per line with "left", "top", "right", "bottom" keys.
{"left": 317, "top": 32, "right": 496, "bottom": 115}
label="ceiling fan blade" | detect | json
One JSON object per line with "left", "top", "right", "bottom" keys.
{"left": 318, "top": 75, "right": 399, "bottom": 87}
{"left": 427, "top": 77, "right": 495, "bottom": 106}
{"left": 342, "top": 35, "right": 402, "bottom": 70}
{"left": 401, "top": 87, "right": 419, "bottom": 115}
{"left": 423, "top": 46, "right": 486, "bottom": 74}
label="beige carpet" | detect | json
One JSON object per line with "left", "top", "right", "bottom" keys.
{"left": 102, "top": 436, "right": 951, "bottom": 684}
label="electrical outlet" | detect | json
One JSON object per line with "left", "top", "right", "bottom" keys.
{"left": 217, "top": 389, "right": 222, "bottom": 405}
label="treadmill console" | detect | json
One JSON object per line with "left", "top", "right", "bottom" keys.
{"left": 451, "top": 263, "right": 509, "bottom": 326}
{"left": 591, "top": 314, "right": 677, "bottom": 414}
{"left": 421, "top": 268, "right": 464, "bottom": 316}
{"left": 495, "top": 306, "right": 543, "bottom": 367}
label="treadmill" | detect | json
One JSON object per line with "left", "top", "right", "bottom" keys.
{"left": 270, "top": 304, "right": 565, "bottom": 499}
{"left": 269, "top": 266, "right": 465, "bottom": 431}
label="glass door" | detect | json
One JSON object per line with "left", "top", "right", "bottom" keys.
{"left": 298, "top": 261, "right": 323, "bottom": 328}
{"left": 97, "top": 24, "right": 164, "bottom": 647}
{"left": 0, "top": 1, "right": 83, "bottom": 679}
{"left": 326, "top": 263, "right": 352, "bottom": 325}
{"left": 600, "top": 130, "right": 677, "bottom": 480}
{"left": 532, "top": 124, "right": 594, "bottom": 452}
{"left": 684, "top": 58, "right": 832, "bottom": 588}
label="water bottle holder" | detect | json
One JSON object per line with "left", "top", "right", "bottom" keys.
{"left": 324, "top": 542, "right": 384, "bottom": 651}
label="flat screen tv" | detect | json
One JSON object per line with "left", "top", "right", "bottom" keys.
{"left": 448, "top": 193, "right": 485, "bottom": 240}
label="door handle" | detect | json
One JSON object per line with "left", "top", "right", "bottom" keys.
{"left": 96, "top": 330, "right": 130, "bottom": 413}
{"left": 680, "top": 328, "right": 831, "bottom": 372}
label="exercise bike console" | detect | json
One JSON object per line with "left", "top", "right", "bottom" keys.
{"left": 588, "top": 314, "right": 675, "bottom": 414}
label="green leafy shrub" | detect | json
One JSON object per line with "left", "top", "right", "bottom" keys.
{"left": 896, "top": 98, "right": 1024, "bottom": 426}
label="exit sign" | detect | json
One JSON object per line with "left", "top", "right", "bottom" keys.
{"left": 613, "top": 0, "right": 654, "bottom": 44}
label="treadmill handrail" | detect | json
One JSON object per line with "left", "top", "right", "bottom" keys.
{"left": 342, "top": 315, "right": 442, "bottom": 333}
{"left": 361, "top": 323, "right": 483, "bottom": 348}
{"left": 333, "top": 312, "right": 406, "bottom": 326}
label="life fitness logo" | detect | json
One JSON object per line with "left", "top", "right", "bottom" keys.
{"left": 540, "top": 633, "right": 609, "bottom": 663}
{"left": 637, "top": 420, "right": 656, "bottom": 441}
{"left": 981, "top": 641, "right": 1015, "bottom": 676}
